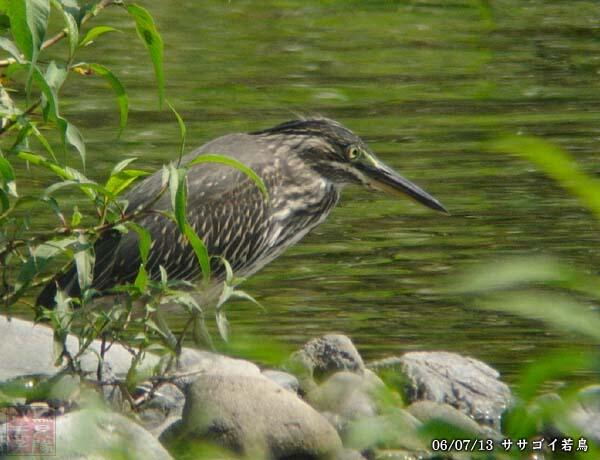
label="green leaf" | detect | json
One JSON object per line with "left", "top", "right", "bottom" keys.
{"left": 215, "top": 308, "right": 229, "bottom": 342}
{"left": 167, "top": 100, "right": 185, "bottom": 165}
{"left": 71, "top": 205, "right": 81, "bottom": 226}
{"left": 105, "top": 158, "right": 148, "bottom": 196}
{"left": 43, "top": 179, "right": 111, "bottom": 201}
{"left": 134, "top": 263, "right": 148, "bottom": 291}
{"left": 128, "top": 222, "right": 151, "bottom": 264}
{"left": 28, "top": 121, "right": 57, "bottom": 161}
{"left": 17, "top": 151, "right": 69, "bottom": 178}
{"left": 516, "top": 351, "right": 593, "bottom": 402}
{"left": 63, "top": 120, "right": 86, "bottom": 168}
{"left": 15, "top": 237, "right": 77, "bottom": 292}
{"left": 88, "top": 63, "right": 128, "bottom": 135}
{"left": 105, "top": 169, "right": 148, "bottom": 196}
{"left": 0, "top": 187, "right": 9, "bottom": 213}
{"left": 488, "top": 135, "right": 600, "bottom": 219}
{"left": 0, "top": 36, "right": 23, "bottom": 62}
{"left": 52, "top": 0, "right": 77, "bottom": 58}
{"left": 479, "top": 292, "right": 600, "bottom": 342}
{"left": 19, "top": 63, "right": 86, "bottom": 167}
{"left": 229, "top": 290, "right": 264, "bottom": 311}
{"left": 63, "top": 9, "right": 77, "bottom": 58}
{"left": 74, "top": 233, "right": 94, "bottom": 291}
{"left": 110, "top": 157, "right": 137, "bottom": 176}
{"left": 45, "top": 60, "right": 67, "bottom": 92}
{"left": 188, "top": 154, "right": 268, "bottom": 200}
{"left": 166, "top": 164, "right": 210, "bottom": 280}
{"left": 153, "top": 310, "right": 178, "bottom": 351}
{"left": 169, "top": 164, "right": 186, "bottom": 226}
{"left": 0, "top": 154, "right": 17, "bottom": 197}
{"left": 174, "top": 170, "right": 187, "bottom": 231}
{"left": 126, "top": 4, "right": 164, "bottom": 107}
{"left": 79, "top": 25, "right": 119, "bottom": 47}
{"left": 7, "top": 0, "right": 50, "bottom": 94}
{"left": 55, "top": 0, "right": 79, "bottom": 22}
{"left": 159, "top": 265, "right": 168, "bottom": 286}
{"left": 184, "top": 222, "right": 210, "bottom": 281}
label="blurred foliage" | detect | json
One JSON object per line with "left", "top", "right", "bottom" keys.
{"left": 0, "top": 0, "right": 265, "bottom": 402}
{"left": 447, "top": 136, "right": 600, "bottom": 458}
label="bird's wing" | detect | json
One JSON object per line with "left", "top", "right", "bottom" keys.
{"left": 37, "top": 134, "right": 278, "bottom": 306}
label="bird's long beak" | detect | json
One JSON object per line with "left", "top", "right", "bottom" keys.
{"left": 357, "top": 156, "right": 448, "bottom": 214}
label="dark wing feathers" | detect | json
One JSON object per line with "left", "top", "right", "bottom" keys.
{"left": 36, "top": 134, "right": 275, "bottom": 308}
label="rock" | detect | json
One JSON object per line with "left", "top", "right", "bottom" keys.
{"left": 161, "top": 348, "right": 261, "bottom": 388}
{"left": 372, "top": 450, "right": 424, "bottom": 460}
{"left": 577, "top": 385, "right": 600, "bottom": 413}
{"left": 395, "top": 352, "right": 511, "bottom": 430}
{"left": 407, "top": 401, "right": 500, "bottom": 439}
{"left": 137, "top": 383, "right": 185, "bottom": 435}
{"left": 0, "top": 408, "right": 173, "bottom": 459}
{"left": 166, "top": 373, "right": 342, "bottom": 459}
{"left": 262, "top": 369, "right": 300, "bottom": 393}
{"left": 570, "top": 409, "right": 600, "bottom": 444}
{"left": 0, "top": 315, "right": 158, "bottom": 382}
{"left": 288, "top": 334, "right": 365, "bottom": 383}
{"left": 335, "top": 448, "right": 367, "bottom": 460}
{"left": 307, "top": 370, "right": 385, "bottom": 432}
{"left": 569, "top": 385, "right": 600, "bottom": 444}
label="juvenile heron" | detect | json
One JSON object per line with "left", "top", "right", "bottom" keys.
{"left": 37, "top": 118, "right": 446, "bottom": 307}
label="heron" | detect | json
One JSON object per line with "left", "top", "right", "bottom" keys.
{"left": 37, "top": 117, "right": 447, "bottom": 308}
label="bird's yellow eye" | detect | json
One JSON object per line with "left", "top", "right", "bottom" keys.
{"left": 347, "top": 146, "right": 361, "bottom": 161}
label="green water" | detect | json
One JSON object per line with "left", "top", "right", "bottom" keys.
{"left": 19, "top": 1, "right": 600, "bottom": 380}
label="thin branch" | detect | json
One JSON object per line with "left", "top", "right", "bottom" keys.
{"left": 0, "top": 99, "right": 41, "bottom": 136}
{"left": 0, "top": 181, "right": 168, "bottom": 262}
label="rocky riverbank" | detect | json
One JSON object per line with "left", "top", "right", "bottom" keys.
{"left": 0, "top": 315, "right": 597, "bottom": 459}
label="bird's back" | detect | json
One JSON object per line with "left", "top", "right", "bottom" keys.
{"left": 37, "top": 132, "right": 339, "bottom": 307}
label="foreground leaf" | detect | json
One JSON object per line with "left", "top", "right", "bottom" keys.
{"left": 188, "top": 154, "right": 268, "bottom": 200}
{"left": 128, "top": 222, "right": 151, "bottom": 264}
{"left": 79, "top": 25, "right": 119, "bottom": 47}
{"left": 479, "top": 292, "right": 600, "bottom": 342}
{"left": 184, "top": 222, "right": 210, "bottom": 281}
{"left": 0, "top": 36, "right": 23, "bottom": 62}
{"left": 488, "top": 135, "right": 600, "bottom": 219}
{"left": 74, "top": 233, "right": 94, "bottom": 291}
{"left": 22, "top": 64, "right": 86, "bottom": 167}
{"left": 88, "top": 63, "right": 128, "bottom": 135}
{"left": 126, "top": 4, "right": 164, "bottom": 107}
{"left": 167, "top": 100, "right": 186, "bottom": 165}
{"left": 8, "top": 0, "right": 50, "bottom": 93}
{"left": 0, "top": 154, "right": 17, "bottom": 197}
{"left": 53, "top": 0, "right": 78, "bottom": 58}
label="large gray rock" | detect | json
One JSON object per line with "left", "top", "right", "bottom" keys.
{"left": 161, "top": 348, "right": 261, "bottom": 388}
{"left": 262, "top": 369, "right": 300, "bottom": 393}
{"left": 0, "top": 315, "right": 158, "bottom": 382}
{"left": 391, "top": 352, "right": 511, "bottom": 431}
{"left": 166, "top": 374, "right": 343, "bottom": 459}
{"left": 407, "top": 401, "right": 500, "bottom": 440}
{"left": 0, "top": 408, "right": 173, "bottom": 459}
{"left": 287, "top": 334, "right": 365, "bottom": 394}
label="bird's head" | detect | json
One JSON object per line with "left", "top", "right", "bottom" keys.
{"left": 254, "top": 117, "right": 448, "bottom": 213}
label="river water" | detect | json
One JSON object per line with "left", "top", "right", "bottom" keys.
{"left": 17, "top": 0, "right": 600, "bottom": 381}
